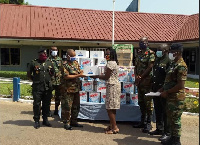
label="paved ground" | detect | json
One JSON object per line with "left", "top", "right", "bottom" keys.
{"left": 0, "top": 101, "right": 199, "bottom": 145}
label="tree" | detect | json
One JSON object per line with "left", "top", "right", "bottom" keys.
{"left": 0, "top": 0, "right": 29, "bottom": 5}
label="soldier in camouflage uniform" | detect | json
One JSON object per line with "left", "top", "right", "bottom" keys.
{"left": 160, "top": 43, "right": 187, "bottom": 145}
{"left": 27, "top": 48, "right": 55, "bottom": 129}
{"left": 60, "top": 49, "right": 86, "bottom": 130}
{"left": 149, "top": 44, "right": 171, "bottom": 140}
{"left": 48, "top": 46, "right": 62, "bottom": 115}
{"left": 133, "top": 37, "right": 155, "bottom": 133}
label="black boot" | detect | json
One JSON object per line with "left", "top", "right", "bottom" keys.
{"left": 171, "top": 137, "right": 181, "bottom": 145}
{"left": 43, "top": 118, "right": 52, "bottom": 127}
{"left": 47, "top": 111, "right": 53, "bottom": 117}
{"left": 159, "top": 134, "right": 171, "bottom": 141}
{"left": 54, "top": 110, "right": 58, "bottom": 115}
{"left": 149, "top": 129, "right": 163, "bottom": 135}
{"left": 142, "top": 115, "right": 152, "bottom": 133}
{"left": 34, "top": 121, "right": 40, "bottom": 129}
{"left": 161, "top": 136, "right": 172, "bottom": 145}
{"left": 133, "top": 115, "right": 146, "bottom": 128}
{"left": 64, "top": 124, "right": 72, "bottom": 130}
{"left": 142, "top": 123, "right": 152, "bottom": 133}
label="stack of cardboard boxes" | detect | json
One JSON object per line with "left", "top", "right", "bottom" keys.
{"left": 76, "top": 49, "right": 138, "bottom": 106}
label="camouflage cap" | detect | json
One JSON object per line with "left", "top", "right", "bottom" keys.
{"left": 38, "top": 48, "right": 47, "bottom": 53}
{"left": 170, "top": 43, "right": 183, "bottom": 52}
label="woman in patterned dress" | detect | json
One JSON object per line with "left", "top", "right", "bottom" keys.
{"left": 91, "top": 48, "right": 121, "bottom": 134}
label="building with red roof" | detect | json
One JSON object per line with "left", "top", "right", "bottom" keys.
{"left": 0, "top": 4, "right": 199, "bottom": 76}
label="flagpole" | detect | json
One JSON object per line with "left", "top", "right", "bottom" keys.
{"left": 112, "top": 0, "right": 115, "bottom": 48}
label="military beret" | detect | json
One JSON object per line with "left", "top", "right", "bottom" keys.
{"left": 170, "top": 43, "right": 183, "bottom": 52}
{"left": 38, "top": 48, "right": 47, "bottom": 53}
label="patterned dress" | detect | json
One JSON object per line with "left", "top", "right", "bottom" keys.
{"left": 105, "top": 61, "right": 121, "bottom": 109}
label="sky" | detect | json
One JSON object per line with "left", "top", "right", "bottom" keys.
{"left": 24, "top": 0, "right": 199, "bottom": 15}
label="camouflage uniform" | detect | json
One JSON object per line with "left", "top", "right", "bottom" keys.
{"left": 151, "top": 55, "right": 170, "bottom": 134}
{"left": 135, "top": 48, "right": 155, "bottom": 124}
{"left": 60, "top": 60, "right": 81, "bottom": 125}
{"left": 163, "top": 57, "right": 187, "bottom": 137}
{"left": 48, "top": 56, "right": 62, "bottom": 111}
{"left": 28, "top": 59, "right": 54, "bottom": 122}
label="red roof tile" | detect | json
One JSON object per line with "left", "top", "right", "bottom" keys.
{"left": 0, "top": 4, "right": 199, "bottom": 42}
{"left": 173, "top": 14, "right": 199, "bottom": 41}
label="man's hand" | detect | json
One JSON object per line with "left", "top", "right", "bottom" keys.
{"left": 160, "top": 91, "right": 168, "bottom": 98}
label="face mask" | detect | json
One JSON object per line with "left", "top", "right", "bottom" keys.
{"left": 39, "top": 53, "right": 47, "bottom": 62}
{"left": 169, "top": 53, "right": 175, "bottom": 60}
{"left": 156, "top": 51, "right": 163, "bottom": 58}
{"left": 105, "top": 54, "right": 110, "bottom": 61}
{"left": 139, "top": 42, "right": 147, "bottom": 49}
{"left": 68, "top": 55, "right": 76, "bottom": 61}
{"left": 51, "top": 51, "right": 58, "bottom": 57}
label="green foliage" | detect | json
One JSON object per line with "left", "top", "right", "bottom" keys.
{"left": 185, "top": 78, "right": 199, "bottom": 88}
{"left": 184, "top": 96, "right": 199, "bottom": 113}
{"left": 0, "top": 0, "right": 29, "bottom": 4}
{"left": 0, "top": 71, "right": 27, "bottom": 80}
{"left": 0, "top": 82, "right": 32, "bottom": 97}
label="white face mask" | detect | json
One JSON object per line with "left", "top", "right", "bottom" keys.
{"left": 169, "top": 53, "right": 175, "bottom": 60}
{"left": 51, "top": 51, "right": 58, "bottom": 56}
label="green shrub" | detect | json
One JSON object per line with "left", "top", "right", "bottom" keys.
{"left": 184, "top": 96, "right": 199, "bottom": 113}
{"left": 0, "top": 71, "right": 27, "bottom": 80}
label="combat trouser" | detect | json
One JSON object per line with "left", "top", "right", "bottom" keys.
{"left": 61, "top": 92, "right": 80, "bottom": 125}
{"left": 166, "top": 98, "right": 184, "bottom": 137}
{"left": 53, "top": 85, "right": 61, "bottom": 110}
{"left": 32, "top": 86, "right": 52, "bottom": 121}
{"left": 138, "top": 85, "right": 153, "bottom": 124}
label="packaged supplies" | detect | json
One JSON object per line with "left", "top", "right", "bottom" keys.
{"left": 89, "top": 92, "right": 100, "bottom": 103}
{"left": 120, "top": 93, "right": 126, "bottom": 104}
{"left": 97, "top": 80, "right": 106, "bottom": 93}
{"left": 123, "top": 82, "right": 134, "bottom": 93}
{"left": 118, "top": 70, "right": 128, "bottom": 82}
{"left": 83, "top": 66, "right": 99, "bottom": 76}
{"left": 130, "top": 94, "right": 138, "bottom": 106}
{"left": 97, "top": 58, "right": 107, "bottom": 66}
{"left": 90, "top": 51, "right": 104, "bottom": 58}
{"left": 101, "top": 93, "right": 106, "bottom": 103}
{"left": 80, "top": 58, "right": 94, "bottom": 68}
{"left": 79, "top": 91, "right": 88, "bottom": 102}
{"left": 75, "top": 50, "right": 89, "bottom": 58}
{"left": 82, "top": 81, "right": 93, "bottom": 92}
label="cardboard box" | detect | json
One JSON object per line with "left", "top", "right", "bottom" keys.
{"left": 89, "top": 92, "right": 100, "bottom": 103}
{"left": 117, "top": 53, "right": 133, "bottom": 60}
{"left": 119, "top": 60, "right": 132, "bottom": 66}
{"left": 130, "top": 94, "right": 138, "bottom": 106}
{"left": 75, "top": 50, "right": 89, "bottom": 58}
{"left": 79, "top": 91, "right": 88, "bottom": 102}
{"left": 97, "top": 58, "right": 107, "bottom": 66}
{"left": 90, "top": 51, "right": 104, "bottom": 58}
{"left": 101, "top": 93, "right": 106, "bottom": 103}
{"left": 82, "top": 81, "right": 93, "bottom": 92}
{"left": 98, "top": 66, "right": 106, "bottom": 75}
{"left": 123, "top": 82, "right": 134, "bottom": 93}
{"left": 120, "top": 93, "right": 126, "bottom": 104}
{"left": 116, "top": 48, "right": 132, "bottom": 53}
{"left": 83, "top": 66, "right": 99, "bottom": 76}
{"left": 118, "top": 70, "right": 128, "bottom": 82}
{"left": 80, "top": 58, "right": 94, "bottom": 68}
{"left": 128, "top": 70, "right": 135, "bottom": 82}
{"left": 97, "top": 80, "right": 106, "bottom": 93}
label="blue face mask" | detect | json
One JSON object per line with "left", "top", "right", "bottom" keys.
{"left": 68, "top": 55, "right": 76, "bottom": 61}
{"left": 156, "top": 51, "right": 163, "bottom": 57}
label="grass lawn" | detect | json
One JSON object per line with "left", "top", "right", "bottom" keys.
{"left": 0, "top": 78, "right": 198, "bottom": 97}
{"left": 0, "top": 82, "right": 32, "bottom": 97}
{"left": 185, "top": 78, "right": 199, "bottom": 88}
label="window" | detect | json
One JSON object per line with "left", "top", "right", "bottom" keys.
{"left": 1, "top": 48, "right": 20, "bottom": 65}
